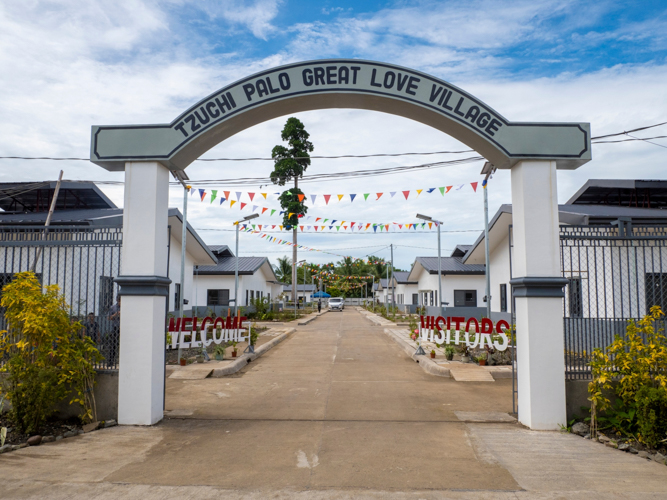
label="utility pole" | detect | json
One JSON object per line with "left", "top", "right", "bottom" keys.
{"left": 172, "top": 171, "right": 190, "bottom": 366}
{"left": 385, "top": 259, "right": 389, "bottom": 316}
{"left": 390, "top": 244, "right": 395, "bottom": 311}
{"left": 32, "top": 170, "right": 63, "bottom": 272}
{"left": 482, "top": 163, "right": 495, "bottom": 320}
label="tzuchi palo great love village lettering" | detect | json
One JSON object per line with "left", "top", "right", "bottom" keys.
{"left": 167, "top": 314, "right": 248, "bottom": 349}
{"left": 173, "top": 62, "right": 504, "bottom": 143}
{"left": 419, "top": 316, "right": 511, "bottom": 351}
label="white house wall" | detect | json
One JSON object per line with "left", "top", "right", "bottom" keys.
{"left": 489, "top": 233, "right": 513, "bottom": 313}
{"left": 192, "top": 265, "right": 277, "bottom": 309}
{"left": 413, "top": 269, "right": 485, "bottom": 307}
{"left": 167, "top": 235, "right": 196, "bottom": 312}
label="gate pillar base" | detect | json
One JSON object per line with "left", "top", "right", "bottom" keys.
{"left": 510, "top": 160, "right": 567, "bottom": 430}
{"left": 117, "top": 161, "right": 170, "bottom": 426}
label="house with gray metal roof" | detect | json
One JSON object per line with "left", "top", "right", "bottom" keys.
{"left": 463, "top": 179, "right": 667, "bottom": 317}
{"left": 0, "top": 181, "right": 216, "bottom": 319}
{"left": 405, "top": 249, "right": 486, "bottom": 311}
{"left": 192, "top": 245, "right": 281, "bottom": 310}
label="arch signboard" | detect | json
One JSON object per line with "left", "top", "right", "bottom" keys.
{"left": 91, "top": 59, "right": 590, "bottom": 172}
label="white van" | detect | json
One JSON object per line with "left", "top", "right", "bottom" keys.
{"left": 328, "top": 297, "right": 344, "bottom": 311}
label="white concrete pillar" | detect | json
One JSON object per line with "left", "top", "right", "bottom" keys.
{"left": 116, "top": 161, "right": 171, "bottom": 425}
{"left": 509, "top": 160, "right": 568, "bottom": 430}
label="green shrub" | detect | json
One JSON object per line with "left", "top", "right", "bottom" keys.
{"left": 0, "top": 272, "right": 103, "bottom": 434}
{"left": 635, "top": 386, "right": 667, "bottom": 448}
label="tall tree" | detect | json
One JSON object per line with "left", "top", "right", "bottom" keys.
{"left": 270, "top": 117, "right": 314, "bottom": 304}
{"left": 274, "top": 256, "right": 292, "bottom": 284}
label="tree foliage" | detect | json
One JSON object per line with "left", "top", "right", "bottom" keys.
{"left": 274, "top": 256, "right": 292, "bottom": 284}
{"left": 0, "top": 272, "right": 103, "bottom": 434}
{"left": 270, "top": 117, "right": 313, "bottom": 227}
{"left": 588, "top": 306, "right": 667, "bottom": 445}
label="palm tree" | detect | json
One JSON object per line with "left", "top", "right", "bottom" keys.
{"left": 274, "top": 256, "right": 292, "bottom": 284}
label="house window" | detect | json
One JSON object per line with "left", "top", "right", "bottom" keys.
{"left": 412, "top": 293, "right": 418, "bottom": 305}
{"left": 207, "top": 289, "right": 229, "bottom": 306}
{"left": 645, "top": 273, "right": 667, "bottom": 314}
{"left": 267, "top": 293, "right": 271, "bottom": 302}
{"left": 250, "top": 290, "right": 254, "bottom": 302}
{"left": 500, "top": 284, "right": 507, "bottom": 312}
{"left": 567, "top": 277, "right": 583, "bottom": 317}
{"left": 174, "top": 283, "right": 181, "bottom": 311}
{"left": 246, "top": 290, "right": 249, "bottom": 306}
{"left": 454, "top": 290, "right": 477, "bottom": 307}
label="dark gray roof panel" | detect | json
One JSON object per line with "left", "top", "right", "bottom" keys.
{"left": 196, "top": 256, "right": 268, "bottom": 275}
{"left": 417, "top": 256, "right": 485, "bottom": 274}
{"left": 393, "top": 271, "right": 417, "bottom": 284}
{"left": 0, "top": 181, "right": 117, "bottom": 213}
{"left": 0, "top": 208, "right": 124, "bottom": 226}
{"left": 451, "top": 245, "right": 472, "bottom": 258}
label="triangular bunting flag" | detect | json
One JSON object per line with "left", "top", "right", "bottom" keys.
{"left": 324, "top": 194, "right": 331, "bottom": 205}
{"left": 416, "top": 189, "right": 423, "bottom": 197}
{"left": 270, "top": 209, "right": 276, "bottom": 216}
{"left": 350, "top": 194, "right": 357, "bottom": 202}
{"left": 235, "top": 191, "right": 242, "bottom": 201}
{"left": 428, "top": 222, "right": 433, "bottom": 229}
{"left": 471, "top": 182, "right": 478, "bottom": 192}
{"left": 310, "top": 194, "right": 317, "bottom": 204}
{"left": 248, "top": 192, "right": 255, "bottom": 201}
{"left": 336, "top": 194, "right": 343, "bottom": 202}
{"left": 240, "top": 202, "right": 247, "bottom": 210}
{"left": 439, "top": 187, "right": 445, "bottom": 195}
{"left": 364, "top": 193, "right": 370, "bottom": 201}
{"left": 376, "top": 193, "right": 383, "bottom": 200}
{"left": 224, "top": 191, "right": 230, "bottom": 200}
{"left": 199, "top": 189, "right": 206, "bottom": 201}
{"left": 427, "top": 188, "right": 436, "bottom": 193}
{"left": 261, "top": 192, "right": 267, "bottom": 199}
{"left": 402, "top": 190, "right": 410, "bottom": 199}
{"left": 210, "top": 190, "right": 218, "bottom": 203}
{"left": 252, "top": 205, "right": 258, "bottom": 212}
{"left": 219, "top": 197, "right": 226, "bottom": 205}
{"left": 446, "top": 186, "right": 453, "bottom": 193}
{"left": 262, "top": 207, "right": 268, "bottom": 214}
{"left": 230, "top": 200, "right": 236, "bottom": 208}
{"left": 298, "top": 194, "right": 305, "bottom": 202}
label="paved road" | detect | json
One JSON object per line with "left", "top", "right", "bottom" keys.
{"left": 2, "top": 309, "right": 667, "bottom": 499}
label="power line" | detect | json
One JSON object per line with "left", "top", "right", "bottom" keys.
{"left": 1, "top": 120, "right": 665, "bottom": 163}
{"left": 590, "top": 121, "right": 667, "bottom": 140}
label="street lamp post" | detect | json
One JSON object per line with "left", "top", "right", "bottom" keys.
{"left": 235, "top": 213, "right": 259, "bottom": 318}
{"left": 417, "top": 214, "right": 443, "bottom": 315}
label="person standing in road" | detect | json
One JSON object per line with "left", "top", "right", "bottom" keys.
{"left": 317, "top": 299, "right": 322, "bottom": 313}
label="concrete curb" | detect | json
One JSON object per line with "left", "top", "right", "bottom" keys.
{"left": 296, "top": 310, "right": 328, "bottom": 325}
{"left": 210, "top": 328, "right": 295, "bottom": 378}
{"left": 384, "top": 328, "right": 451, "bottom": 378}
{"left": 357, "top": 309, "right": 397, "bottom": 327}
{"left": 383, "top": 328, "right": 512, "bottom": 380}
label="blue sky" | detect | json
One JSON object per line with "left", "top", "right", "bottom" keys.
{"left": 1, "top": 1, "right": 666, "bottom": 268}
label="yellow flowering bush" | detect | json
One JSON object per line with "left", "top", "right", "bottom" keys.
{"left": 588, "top": 306, "right": 667, "bottom": 446}
{"left": 0, "top": 272, "right": 103, "bottom": 434}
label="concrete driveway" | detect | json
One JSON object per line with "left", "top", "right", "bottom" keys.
{"left": 2, "top": 308, "right": 666, "bottom": 499}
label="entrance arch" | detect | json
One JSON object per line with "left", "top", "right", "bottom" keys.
{"left": 91, "top": 59, "right": 590, "bottom": 430}
{"left": 91, "top": 60, "right": 589, "bottom": 171}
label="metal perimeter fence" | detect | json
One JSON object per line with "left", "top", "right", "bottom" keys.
{"left": 0, "top": 226, "right": 123, "bottom": 370}
{"left": 560, "top": 224, "right": 667, "bottom": 379}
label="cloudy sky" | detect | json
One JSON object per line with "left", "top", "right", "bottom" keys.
{"left": 1, "top": 0, "right": 666, "bottom": 269}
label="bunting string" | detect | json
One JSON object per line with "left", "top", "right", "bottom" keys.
{"left": 191, "top": 182, "right": 480, "bottom": 207}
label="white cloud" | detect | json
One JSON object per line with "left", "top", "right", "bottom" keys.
{"left": 1, "top": 0, "right": 666, "bottom": 269}
{"left": 199, "top": 0, "right": 283, "bottom": 40}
